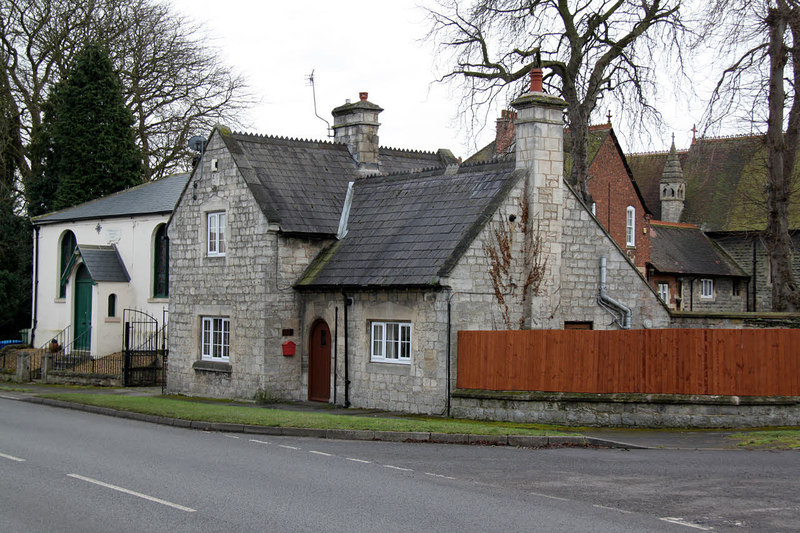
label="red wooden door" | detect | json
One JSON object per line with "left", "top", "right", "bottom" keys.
{"left": 308, "top": 320, "right": 331, "bottom": 402}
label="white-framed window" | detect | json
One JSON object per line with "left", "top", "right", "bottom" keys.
{"left": 370, "top": 321, "right": 411, "bottom": 364}
{"left": 658, "top": 282, "right": 669, "bottom": 303}
{"left": 207, "top": 212, "right": 226, "bottom": 256}
{"left": 591, "top": 202, "right": 597, "bottom": 216}
{"left": 700, "top": 278, "right": 714, "bottom": 299}
{"left": 202, "top": 317, "right": 230, "bottom": 360}
{"left": 626, "top": 206, "right": 636, "bottom": 246}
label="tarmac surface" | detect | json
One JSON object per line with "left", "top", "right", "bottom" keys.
{"left": 0, "top": 382, "right": 762, "bottom": 450}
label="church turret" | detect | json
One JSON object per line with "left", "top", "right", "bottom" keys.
{"left": 659, "top": 136, "right": 685, "bottom": 223}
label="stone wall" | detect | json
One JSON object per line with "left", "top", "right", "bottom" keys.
{"left": 167, "top": 130, "right": 329, "bottom": 401}
{"left": 450, "top": 391, "right": 800, "bottom": 428}
{"left": 710, "top": 233, "right": 800, "bottom": 312}
{"left": 300, "top": 290, "right": 449, "bottom": 414}
{"left": 676, "top": 275, "right": 747, "bottom": 313}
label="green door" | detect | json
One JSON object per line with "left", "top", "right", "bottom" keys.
{"left": 74, "top": 264, "right": 92, "bottom": 352}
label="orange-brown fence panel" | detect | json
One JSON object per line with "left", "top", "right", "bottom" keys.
{"left": 456, "top": 329, "right": 800, "bottom": 396}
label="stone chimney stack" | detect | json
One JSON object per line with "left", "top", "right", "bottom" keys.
{"left": 659, "top": 136, "right": 685, "bottom": 223}
{"left": 510, "top": 68, "right": 568, "bottom": 328}
{"left": 495, "top": 110, "right": 517, "bottom": 155}
{"left": 332, "top": 92, "right": 383, "bottom": 175}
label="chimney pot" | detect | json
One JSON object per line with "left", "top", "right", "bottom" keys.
{"left": 359, "top": 92, "right": 368, "bottom": 101}
{"left": 530, "top": 68, "right": 543, "bottom": 93}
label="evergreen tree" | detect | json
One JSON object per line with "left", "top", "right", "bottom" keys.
{"left": 28, "top": 43, "right": 142, "bottom": 213}
{"left": 0, "top": 91, "right": 30, "bottom": 338}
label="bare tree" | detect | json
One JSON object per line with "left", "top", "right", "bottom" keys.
{"left": 0, "top": 0, "right": 249, "bottom": 192}
{"left": 703, "top": 0, "right": 800, "bottom": 311}
{"left": 426, "top": 0, "right": 684, "bottom": 203}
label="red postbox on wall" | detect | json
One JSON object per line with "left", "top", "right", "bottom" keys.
{"left": 282, "top": 341, "right": 296, "bottom": 356}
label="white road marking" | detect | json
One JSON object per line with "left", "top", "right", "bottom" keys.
{"left": 309, "top": 450, "right": 332, "bottom": 457}
{"left": 0, "top": 394, "right": 20, "bottom": 400}
{"left": 223, "top": 434, "right": 240, "bottom": 439}
{"left": 382, "top": 464, "right": 412, "bottom": 472}
{"left": 278, "top": 445, "right": 299, "bottom": 450}
{"left": 424, "top": 472, "right": 456, "bottom": 480}
{"left": 593, "top": 504, "right": 633, "bottom": 514}
{"left": 249, "top": 439, "right": 272, "bottom": 445}
{"left": 0, "top": 452, "right": 25, "bottom": 462}
{"left": 346, "top": 457, "right": 371, "bottom": 464}
{"left": 529, "top": 491, "right": 571, "bottom": 502}
{"left": 67, "top": 474, "right": 196, "bottom": 513}
{"left": 745, "top": 507, "right": 798, "bottom": 512}
{"left": 659, "top": 517, "right": 713, "bottom": 531}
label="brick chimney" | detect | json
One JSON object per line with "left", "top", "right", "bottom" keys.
{"left": 332, "top": 92, "right": 383, "bottom": 175}
{"left": 495, "top": 110, "right": 517, "bottom": 155}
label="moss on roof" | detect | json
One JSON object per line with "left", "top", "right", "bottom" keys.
{"left": 629, "top": 135, "right": 800, "bottom": 231}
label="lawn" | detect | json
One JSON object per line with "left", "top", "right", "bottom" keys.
{"left": 39, "top": 393, "right": 571, "bottom": 436}
{"left": 729, "top": 430, "right": 800, "bottom": 449}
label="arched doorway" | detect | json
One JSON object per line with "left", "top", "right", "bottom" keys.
{"left": 308, "top": 320, "right": 331, "bottom": 402}
{"left": 74, "top": 264, "right": 92, "bottom": 352}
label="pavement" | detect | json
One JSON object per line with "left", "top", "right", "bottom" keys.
{"left": 0, "top": 382, "right": 753, "bottom": 450}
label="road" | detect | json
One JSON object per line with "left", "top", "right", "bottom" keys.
{"left": 1, "top": 397, "right": 798, "bottom": 532}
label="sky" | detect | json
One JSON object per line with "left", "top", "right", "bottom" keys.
{"left": 169, "top": 0, "right": 717, "bottom": 160}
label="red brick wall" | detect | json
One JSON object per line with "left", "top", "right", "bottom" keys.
{"left": 587, "top": 133, "right": 651, "bottom": 269}
{"left": 649, "top": 272, "right": 679, "bottom": 309}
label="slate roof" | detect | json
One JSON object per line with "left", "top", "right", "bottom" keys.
{"left": 33, "top": 173, "right": 189, "bottom": 225}
{"left": 463, "top": 124, "right": 651, "bottom": 214}
{"left": 297, "top": 161, "right": 523, "bottom": 288}
{"left": 649, "top": 222, "right": 748, "bottom": 277}
{"left": 76, "top": 245, "right": 130, "bottom": 282}
{"left": 627, "top": 135, "right": 800, "bottom": 231}
{"left": 218, "top": 131, "right": 450, "bottom": 236}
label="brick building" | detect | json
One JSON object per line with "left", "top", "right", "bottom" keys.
{"left": 628, "top": 134, "right": 800, "bottom": 312}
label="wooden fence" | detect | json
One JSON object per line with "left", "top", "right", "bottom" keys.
{"left": 457, "top": 329, "right": 800, "bottom": 396}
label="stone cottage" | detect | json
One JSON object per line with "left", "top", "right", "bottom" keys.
{"left": 167, "top": 75, "right": 669, "bottom": 413}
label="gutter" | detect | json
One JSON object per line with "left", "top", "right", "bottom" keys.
{"left": 597, "top": 257, "right": 632, "bottom": 329}
{"left": 31, "top": 226, "right": 40, "bottom": 347}
{"left": 342, "top": 291, "right": 351, "bottom": 408}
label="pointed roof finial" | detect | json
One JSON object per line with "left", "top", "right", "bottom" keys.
{"left": 607, "top": 109, "right": 612, "bottom": 125}
{"left": 662, "top": 134, "right": 683, "bottom": 182}
{"left": 691, "top": 124, "right": 698, "bottom": 144}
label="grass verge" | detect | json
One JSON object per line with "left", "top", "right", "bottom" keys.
{"left": 39, "top": 393, "right": 571, "bottom": 436}
{"left": 729, "top": 430, "right": 800, "bottom": 449}
{"left": 0, "top": 384, "right": 32, "bottom": 393}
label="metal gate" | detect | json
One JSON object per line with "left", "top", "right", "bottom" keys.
{"left": 122, "top": 309, "right": 167, "bottom": 387}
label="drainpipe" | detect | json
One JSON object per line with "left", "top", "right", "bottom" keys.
{"left": 446, "top": 290, "right": 453, "bottom": 418}
{"left": 31, "top": 226, "right": 40, "bottom": 347}
{"left": 342, "top": 292, "right": 351, "bottom": 408}
{"left": 333, "top": 306, "right": 338, "bottom": 405}
{"left": 751, "top": 239, "right": 757, "bottom": 312}
{"left": 597, "top": 257, "right": 632, "bottom": 329}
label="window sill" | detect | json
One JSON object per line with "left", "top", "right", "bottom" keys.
{"left": 54, "top": 298, "right": 66, "bottom": 303}
{"left": 367, "top": 361, "right": 411, "bottom": 375}
{"left": 193, "top": 360, "right": 232, "bottom": 374}
{"left": 148, "top": 297, "right": 169, "bottom": 303}
{"left": 105, "top": 317, "right": 121, "bottom": 323}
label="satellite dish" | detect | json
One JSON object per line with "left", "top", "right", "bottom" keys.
{"left": 188, "top": 135, "right": 206, "bottom": 152}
